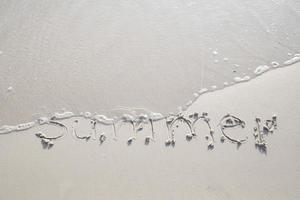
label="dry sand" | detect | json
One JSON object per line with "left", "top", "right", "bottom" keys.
{"left": 0, "top": 63, "right": 299, "bottom": 200}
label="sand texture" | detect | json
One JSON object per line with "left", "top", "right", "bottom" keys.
{"left": 0, "top": 63, "right": 299, "bottom": 200}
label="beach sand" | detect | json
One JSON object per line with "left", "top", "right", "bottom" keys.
{"left": 1, "top": 1, "right": 300, "bottom": 199}
{"left": 0, "top": 63, "right": 299, "bottom": 200}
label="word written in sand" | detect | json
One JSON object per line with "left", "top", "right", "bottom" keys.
{"left": 0, "top": 111, "right": 277, "bottom": 153}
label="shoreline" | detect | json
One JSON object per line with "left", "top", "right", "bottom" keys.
{"left": 0, "top": 60, "right": 300, "bottom": 200}
{"left": 1, "top": 58, "right": 299, "bottom": 135}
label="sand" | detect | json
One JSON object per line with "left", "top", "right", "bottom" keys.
{"left": 0, "top": 63, "right": 299, "bottom": 200}
{"left": 1, "top": 1, "right": 300, "bottom": 199}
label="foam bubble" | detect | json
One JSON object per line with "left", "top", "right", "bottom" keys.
{"left": 271, "top": 61, "right": 280, "bottom": 68}
{"left": 0, "top": 126, "right": 15, "bottom": 134}
{"left": 138, "top": 114, "right": 149, "bottom": 122}
{"left": 94, "top": 115, "right": 114, "bottom": 124}
{"left": 283, "top": 56, "right": 300, "bottom": 66}
{"left": 37, "top": 117, "right": 50, "bottom": 125}
{"left": 52, "top": 111, "right": 74, "bottom": 120}
{"left": 212, "top": 51, "right": 218, "bottom": 55}
{"left": 0, "top": 121, "right": 35, "bottom": 134}
{"left": 234, "top": 76, "right": 250, "bottom": 83}
{"left": 211, "top": 85, "right": 217, "bottom": 90}
{"left": 199, "top": 88, "right": 208, "bottom": 94}
{"left": 83, "top": 112, "right": 92, "bottom": 118}
{"left": 149, "top": 112, "right": 164, "bottom": 121}
{"left": 254, "top": 65, "right": 270, "bottom": 75}
{"left": 121, "top": 114, "right": 134, "bottom": 122}
{"left": 6, "top": 86, "right": 13, "bottom": 93}
{"left": 16, "top": 122, "right": 35, "bottom": 131}
{"left": 193, "top": 92, "right": 199, "bottom": 98}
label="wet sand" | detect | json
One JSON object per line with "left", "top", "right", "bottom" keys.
{"left": 1, "top": 0, "right": 300, "bottom": 124}
{"left": 0, "top": 63, "right": 299, "bottom": 199}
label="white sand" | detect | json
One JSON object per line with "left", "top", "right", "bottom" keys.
{"left": 0, "top": 63, "right": 299, "bottom": 199}
{"left": 0, "top": 1, "right": 300, "bottom": 199}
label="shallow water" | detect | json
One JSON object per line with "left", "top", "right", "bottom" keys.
{"left": 0, "top": 0, "right": 299, "bottom": 124}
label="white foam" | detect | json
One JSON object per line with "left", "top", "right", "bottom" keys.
{"left": 271, "top": 61, "right": 280, "bottom": 68}
{"left": 83, "top": 112, "right": 92, "bottom": 118}
{"left": 284, "top": 56, "right": 300, "bottom": 66}
{"left": 52, "top": 111, "right": 74, "bottom": 120}
{"left": 6, "top": 86, "right": 13, "bottom": 92}
{"left": 149, "top": 112, "right": 164, "bottom": 121}
{"left": 198, "top": 88, "right": 208, "bottom": 94}
{"left": 94, "top": 115, "right": 114, "bottom": 124}
{"left": 16, "top": 122, "right": 35, "bottom": 131}
{"left": 211, "top": 85, "right": 217, "bottom": 90}
{"left": 254, "top": 65, "right": 270, "bottom": 75}
{"left": 137, "top": 114, "right": 149, "bottom": 122}
{"left": 0, "top": 122, "right": 35, "bottom": 134}
{"left": 94, "top": 112, "right": 163, "bottom": 124}
{"left": 234, "top": 76, "right": 250, "bottom": 83}
{"left": 0, "top": 125, "right": 15, "bottom": 134}
{"left": 121, "top": 114, "right": 135, "bottom": 122}
{"left": 36, "top": 117, "right": 50, "bottom": 125}
{"left": 212, "top": 50, "right": 218, "bottom": 55}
